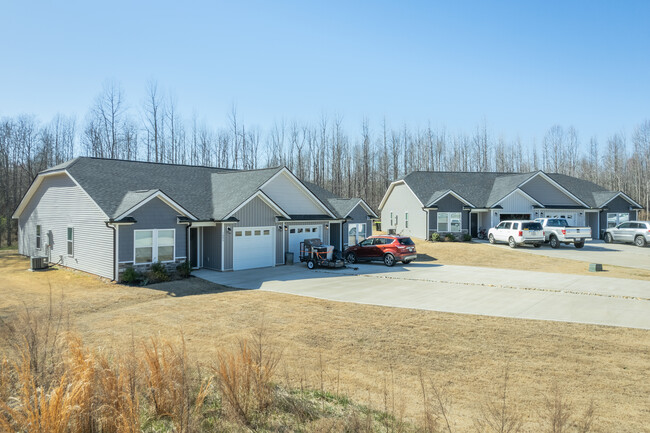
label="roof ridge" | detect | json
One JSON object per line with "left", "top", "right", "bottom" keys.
{"left": 69, "top": 156, "right": 284, "bottom": 172}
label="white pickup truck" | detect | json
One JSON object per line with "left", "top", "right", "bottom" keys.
{"left": 534, "top": 218, "right": 591, "bottom": 249}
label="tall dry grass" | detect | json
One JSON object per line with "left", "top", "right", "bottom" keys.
{"left": 0, "top": 297, "right": 601, "bottom": 433}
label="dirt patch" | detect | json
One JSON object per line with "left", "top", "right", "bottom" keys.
{"left": 1, "top": 250, "right": 649, "bottom": 432}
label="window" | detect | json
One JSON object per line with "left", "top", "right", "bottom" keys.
{"left": 405, "top": 212, "right": 409, "bottom": 228}
{"left": 134, "top": 229, "right": 175, "bottom": 264}
{"left": 36, "top": 225, "right": 41, "bottom": 249}
{"left": 67, "top": 227, "right": 74, "bottom": 256}
{"left": 348, "top": 223, "right": 367, "bottom": 246}
{"left": 503, "top": 222, "right": 512, "bottom": 230}
{"left": 263, "top": 229, "right": 270, "bottom": 235}
{"left": 398, "top": 237, "right": 415, "bottom": 246}
{"left": 390, "top": 212, "right": 393, "bottom": 226}
{"left": 135, "top": 231, "right": 153, "bottom": 264}
{"left": 157, "top": 229, "right": 175, "bottom": 262}
{"left": 437, "top": 212, "right": 461, "bottom": 232}
{"left": 607, "top": 213, "right": 629, "bottom": 228}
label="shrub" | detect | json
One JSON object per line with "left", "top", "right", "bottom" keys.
{"left": 176, "top": 260, "right": 192, "bottom": 279}
{"left": 430, "top": 232, "right": 441, "bottom": 242}
{"left": 148, "top": 262, "right": 170, "bottom": 283}
{"left": 444, "top": 233, "right": 456, "bottom": 242}
{"left": 121, "top": 266, "right": 141, "bottom": 284}
{"left": 462, "top": 233, "right": 472, "bottom": 242}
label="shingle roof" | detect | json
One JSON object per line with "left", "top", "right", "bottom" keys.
{"left": 53, "top": 157, "right": 284, "bottom": 220}
{"left": 399, "top": 170, "right": 627, "bottom": 209}
{"left": 303, "top": 181, "right": 377, "bottom": 218}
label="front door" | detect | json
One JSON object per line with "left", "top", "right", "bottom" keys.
{"left": 189, "top": 227, "right": 199, "bottom": 268}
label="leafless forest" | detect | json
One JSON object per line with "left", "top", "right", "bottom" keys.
{"left": 1, "top": 81, "right": 649, "bottom": 246}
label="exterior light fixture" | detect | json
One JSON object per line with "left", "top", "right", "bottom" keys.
{"left": 278, "top": 225, "right": 282, "bottom": 231}
{"left": 227, "top": 226, "right": 232, "bottom": 234}
{"left": 325, "top": 223, "right": 329, "bottom": 230}
{"left": 284, "top": 226, "right": 288, "bottom": 231}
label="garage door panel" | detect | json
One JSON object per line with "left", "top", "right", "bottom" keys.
{"left": 288, "top": 225, "right": 323, "bottom": 257}
{"left": 233, "top": 226, "right": 274, "bottom": 270}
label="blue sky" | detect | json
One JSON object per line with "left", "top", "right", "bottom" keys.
{"left": 1, "top": 1, "right": 649, "bottom": 145}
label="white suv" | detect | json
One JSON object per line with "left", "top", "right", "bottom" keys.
{"left": 488, "top": 220, "right": 545, "bottom": 248}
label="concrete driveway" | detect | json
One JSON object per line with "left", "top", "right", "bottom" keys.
{"left": 484, "top": 239, "right": 650, "bottom": 270}
{"left": 194, "top": 262, "right": 650, "bottom": 330}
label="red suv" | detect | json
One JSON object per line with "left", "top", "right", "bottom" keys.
{"left": 344, "top": 235, "right": 417, "bottom": 267}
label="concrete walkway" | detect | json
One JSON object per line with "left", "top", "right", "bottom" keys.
{"left": 194, "top": 263, "right": 650, "bottom": 330}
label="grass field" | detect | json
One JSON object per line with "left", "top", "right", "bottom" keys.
{"left": 1, "top": 249, "right": 650, "bottom": 432}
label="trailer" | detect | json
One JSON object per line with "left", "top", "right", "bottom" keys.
{"left": 299, "top": 238, "right": 346, "bottom": 269}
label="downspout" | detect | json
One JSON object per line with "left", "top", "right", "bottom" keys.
{"left": 105, "top": 222, "right": 117, "bottom": 282}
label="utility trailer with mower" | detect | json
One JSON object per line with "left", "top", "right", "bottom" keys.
{"left": 299, "top": 238, "right": 346, "bottom": 269}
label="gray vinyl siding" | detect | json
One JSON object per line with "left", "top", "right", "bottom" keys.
{"left": 429, "top": 195, "right": 469, "bottom": 234}
{"left": 118, "top": 197, "right": 187, "bottom": 263}
{"left": 599, "top": 196, "right": 637, "bottom": 238}
{"left": 18, "top": 173, "right": 114, "bottom": 279}
{"left": 202, "top": 226, "right": 221, "bottom": 270}
{"left": 520, "top": 176, "right": 580, "bottom": 206}
{"left": 276, "top": 226, "right": 284, "bottom": 264}
{"left": 223, "top": 224, "right": 233, "bottom": 270}
{"left": 381, "top": 183, "right": 427, "bottom": 239}
{"left": 233, "top": 196, "right": 278, "bottom": 227}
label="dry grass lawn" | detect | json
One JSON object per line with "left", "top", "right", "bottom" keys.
{"left": 1, "top": 249, "right": 650, "bottom": 432}
{"left": 413, "top": 237, "right": 650, "bottom": 281}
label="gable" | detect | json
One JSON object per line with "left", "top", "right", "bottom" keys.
{"left": 435, "top": 193, "right": 466, "bottom": 212}
{"left": 260, "top": 171, "right": 331, "bottom": 216}
{"left": 520, "top": 175, "right": 581, "bottom": 207}
{"left": 497, "top": 190, "right": 538, "bottom": 213}
{"left": 233, "top": 196, "right": 281, "bottom": 226}
{"left": 604, "top": 196, "right": 636, "bottom": 212}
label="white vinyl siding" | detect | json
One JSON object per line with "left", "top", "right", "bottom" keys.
{"left": 18, "top": 173, "right": 114, "bottom": 279}
{"left": 261, "top": 172, "right": 325, "bottom": 215}
{"left": 134, "top": 229, "right": 175, "bottom": 264}
{"left": 380, "top": 183, "right": 427, "bottom": 239}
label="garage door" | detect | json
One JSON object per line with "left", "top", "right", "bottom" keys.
{"left": 288, "top": 225, "right": 322, "bottom": 257}
{"left": 233, "top": 227, "right": 275, "bottom": 270}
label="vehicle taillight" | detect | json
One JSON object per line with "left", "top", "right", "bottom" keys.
{"left": 518, "top": 231, "right": 522, "bottom": 236}
{"left": 562, "top": 229, "right": 566, "bottom": 235}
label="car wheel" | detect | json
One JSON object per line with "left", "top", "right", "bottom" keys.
{"left": 549, "top": 235, "right": 560, "bottom": 249}
{"left": 488, "top": 234, "right": 495, "bottom": 244}
{"left": 635, "top": 235, "right": 647, "bottom": 247}
{"left": 574, "top": 241, "right": 585, "bottom": 249}
{"left": 383, "top": 253, "right": 396, "bottom": 267}
{"left": 604, "top": 233, "right": 613, "bottom": 243}
{"left": 307, "top": 259, "right": 315, "bottom": 270}
{"left": 534, "top": 243, "right": 542, "bottom": 248}
{"left": 508, "top": 237, "right": 517, "bottom": 248}
{"left": 345, "top": 252, "right": 357, "bottom": 264}
{"left": 402, "top": 259, "right": 412, "bottom": 264}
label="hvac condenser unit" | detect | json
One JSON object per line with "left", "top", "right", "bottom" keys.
{"left": 30, "top": 256, "right": 48, "bottom": 271}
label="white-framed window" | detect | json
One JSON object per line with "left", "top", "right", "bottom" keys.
{"left": 67, "top": 227, "right": 74, "bottom": 257}
{"left": 348, "top": 223, "right": 367, "bottom": 246}
{"left": 405, "top": 212, "right": 409, "bottom": 229}
{"left": 437, "top": 212, "right": 461, "bottom": 232}
{"left": 36, "top": 225, "right": 41, "bottom": 249}
{"left": 607, "top": 212, "right": 629, "bottom": 228}
{"left": 134, "top": 229, "right": 175, "bottom": 264}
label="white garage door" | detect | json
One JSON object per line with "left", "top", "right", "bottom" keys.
{"left": 233, "top": 227, "right": 275, "bottom": 270}
{"left": 288, "top": 225, "right": 323, "bottom": 257}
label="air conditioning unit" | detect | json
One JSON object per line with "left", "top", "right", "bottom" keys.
{"left": 30, "top": 256, "right": 48, "bottom": 271}
{"left": 388, "top": 229, "right": 396, "bottom": 235}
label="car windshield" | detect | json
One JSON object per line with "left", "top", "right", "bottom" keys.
{"left": 398, "top": 238, "right": 415, "bottom": 245}
{"left": 522, "top": 222, "right": 543, "bottom": 230}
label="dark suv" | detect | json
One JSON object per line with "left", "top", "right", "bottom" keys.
{"left": 344, "top": 235, "right": 417, "bottom": 267}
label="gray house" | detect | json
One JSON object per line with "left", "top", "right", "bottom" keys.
{"left": 379, "top": 170, "right": 643, "bottom": 240}
{"left": 13, "top": 157, "right": 375, "bottom": 281}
